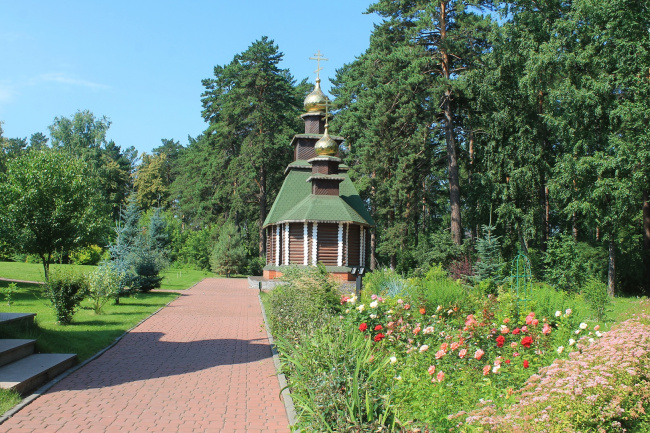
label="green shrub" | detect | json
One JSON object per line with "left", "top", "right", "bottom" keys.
{"left": 268, "top": 265, "right": 340, "bottom": 342}
{"left": 86, "top": 265, "right": 122, "bottom": 314}
{"left": 2, "top": 282, "right": 16, "bottom": 306}
{"left": 69, "top": 244, "right": 104, "bottom": 265}
{"left": 582, "top": 278, "right": 611, "bottom": 321}
{"left": 46, "top": 269, "right": 87, "bottom": 324}
{"left": 544, "top": 235, "right": 606, "bottom": 292}
{"left": 409, "top": 268, "right": 472, "bottom": 313}
{"left": 246, "top": 256, "right": 265, "bottom": 276}
{"left": 274, "top": 320, "right": 397, "bottom": 432}
{"left": 364, "top": 268, "right": 412, "bottom": 298}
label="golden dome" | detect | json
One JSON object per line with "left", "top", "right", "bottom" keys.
{"left": 315, "top": 126, "right": 338, "bottom": 156}
{"left": 304, "top": 78, "right": 329, "bottom": 113}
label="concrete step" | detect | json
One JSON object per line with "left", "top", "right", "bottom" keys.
{"left": 0, "top": 339, "right": 35, "bottom": 367}
{"left": 0, "top": 313, "right": 36, "bottom": 327}
{"left": 0, "top": 353, "right": 77, "bottom": 395}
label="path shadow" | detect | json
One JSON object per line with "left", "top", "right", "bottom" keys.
{"left": 50, "top": 331, "right": 275, "bottom": 391}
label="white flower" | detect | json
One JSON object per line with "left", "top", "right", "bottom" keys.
{"left": 555, "top": 311, "right": 562, "bottom": 317}
{"left": 397, "top": 299, "right": 403, "bottom": 304}
{"left": 436, "top": 305, "right": 442, "bottom": 312}
{"left": 419, "top": 345, "right": 429, "bottom": 353}
{"left": 370, "top": 301, "right": 378, "bottom": 309}
{"left": 579, "top": 322, "right": 588, "bottom": 330}
{"left": 557, "top": 346, "right": 564, "bottom": 354}
{"left": 387, "top": 309, "right": 393, "bottom": 314}
{"left": 565, "top": 309, "right": 572, "bottom": 316}
{"left": 575, "top": 330, "right": 581, "bottom": 334}
{"left": 447, "top": 309, "right": 454, "bottom": 315}
{"left": 345, "top": 309, "right": 350, "bottom": 314}
{"left": 596, "top": 331, "right": 603, "bottom": 337}
{"left": 589, "top": 338, "right": 595, "bottom": 343}
{"left": 369, "top": 314, "right": 377, "bottom": 319}
{"left": 569, "top": 338, "right": 576, "bottom": 346}
{"left": 492, "top": 365, "right": 500, "bottom": 374}
{"left": 357, "top": 304, "right": 365, "bottom": 312}
{"left": 390, "top": 356, "right": 397, "bottom": 364}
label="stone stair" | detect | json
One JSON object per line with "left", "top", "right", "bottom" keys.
{"left": 0, "top": 313, "right": 77, "bottom": 396}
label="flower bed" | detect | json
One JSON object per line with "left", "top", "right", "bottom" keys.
{"left": 267, "top": 269, "right": 646, "bottom": 432}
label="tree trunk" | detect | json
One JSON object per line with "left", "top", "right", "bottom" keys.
{"left": 643, "top": 189, "right": 650, "bottom": 295}
{"left": 608, "top": 238, "right": 616, "bottom": 297}
{"left": 258, "top": 169, "right": 267, "bottom": 258}
{"left": 370, "top": 228, "right": 376, "bottom": 271}
{"left": 40, "top": 253, "right": 51, "bottom": 282}
{"left": 440, "top": 2, "right": 462, "bottom": 245}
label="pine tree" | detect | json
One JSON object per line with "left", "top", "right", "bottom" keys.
{"left": 210, "top": 221, "right": 246, "bottom": 277}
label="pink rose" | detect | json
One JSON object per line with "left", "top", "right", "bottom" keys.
{"left": 459, "top": 348, "right": 467, "bottom": 359}
{"left": 440, "top": 343, "right": 449, "bottom": 352}
{"left": 428, "top": 365, "right": 436, "bottom": 375}
{"left": 542, "top": 323, "right": 552, "bottom": 335}
{"left": 435, "top": 350, "right": 446, "bottom": 359}
{"left": 436, "top": 371, "right": 445, "bottom": 382}
{"left": 532, "top": 319, "right": 539, "bottom": 326}
{"left": 450, "top": 342, "right": 460, "bottom": 351}
{"left": 474, "top": 349, "right": 485, "bottom": 360}
{"left": 482, "top": 365, "right": 490, "bottom": 375}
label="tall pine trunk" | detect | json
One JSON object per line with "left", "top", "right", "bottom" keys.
{"left": 643, "top": 189, "right": 650, "bottom": 295}
{"left": 608, "top": 238, "right": 616, "bottom": 297}
{"left": 440, "top": 2, "right": 462, "bottom": 245}
{"left": 258, "top": 169, "right": 267, "bottom": 258}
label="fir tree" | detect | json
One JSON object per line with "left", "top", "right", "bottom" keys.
{"left": 473, "top": 225, "right": 503, "bottom": 284}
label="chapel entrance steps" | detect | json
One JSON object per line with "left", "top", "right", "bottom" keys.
{"left": 0, "top": 313, "right": 77, "bottom": 396}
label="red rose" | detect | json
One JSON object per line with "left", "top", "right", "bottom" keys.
{"left": 374, "top": 324, "right": 383, "bottom": 331}
{"left": 359, "top": 323, "right": 368, "bottom": 332}
{"left": 521, "top": 336, "right": 533, "bottom": 348}
{"left": 496, "top": 335, "right": 505, "bottom": 348}
{"left": 512, "top": 328, "right": 521, "bottom": 335}
{"left": 374, "top": 333, "right": 385, "bottom": 342}
{"left": 523, "top": 360, "right": 529, "bottom": 368}
{"left": 505, "top": 359, "right": 511, "bottom": 364}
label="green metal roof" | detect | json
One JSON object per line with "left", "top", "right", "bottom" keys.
{"left": 263, "top": 167, "right": 375, "bottom": 228}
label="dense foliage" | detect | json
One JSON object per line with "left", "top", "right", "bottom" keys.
{"left": 1, "top": 1, "right": 648, "bottom": 294}
{"left": 267, "top": 267, "right": 648, "bottom": 432}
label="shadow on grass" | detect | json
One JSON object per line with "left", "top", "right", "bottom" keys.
{"left": 48, "top": 332, "right": 273, "bottom": 391}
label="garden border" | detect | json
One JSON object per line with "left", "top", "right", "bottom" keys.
{"left": 0, "top": 284, "right": 192, "bottom": 425}
{"left": 257, "top": 291, "right": 298, "bottom": 427}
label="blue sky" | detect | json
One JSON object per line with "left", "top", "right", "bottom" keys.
{"left": 0, "top": 0, "right": 379, "bottom": 155}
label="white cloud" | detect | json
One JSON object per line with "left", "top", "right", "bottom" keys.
{"left": 37, "top": 72, "right": 109, "bottom": 90}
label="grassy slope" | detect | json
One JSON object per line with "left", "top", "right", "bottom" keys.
{"left": 0, "top": 262, "right": 215, "bottom": 415}
{"left": 0, "top": 261, "right": 216, "bottom": 290}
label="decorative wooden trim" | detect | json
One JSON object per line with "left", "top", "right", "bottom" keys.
{"left": 303, "top": 222, "right": 308, "bottom": 265}
{"left": 311, "top": 222, "right": 318, "bottom": 266}
{"left": 275, "top": 225, "right": 280, "bottom": 267}
{"left": 284, "top": 223, "right": 289, "bottom": 265}
{"left": 360, "top": 227, "right": 366, "bottom": 267}
{"left": 345, "top": 223, "right": 350, "bottom": 266}
{"left": 337, "top": 223, "right": 343, "bottom": 267}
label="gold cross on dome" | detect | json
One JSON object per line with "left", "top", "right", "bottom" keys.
{"left": 309, "top": 50, "right": 328, "bottom": 80}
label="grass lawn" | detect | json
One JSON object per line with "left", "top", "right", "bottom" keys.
{"left": 0, "top": 280, "right": 179, "bottom": 415}
{"left": 0, "top": 261, "right": 216, "bottom": 290}
{"left": 159, "top": 267, "right": 216, "bottom": 290}
{"left": 0, "top": 262, "right": 95, "bottom": 283}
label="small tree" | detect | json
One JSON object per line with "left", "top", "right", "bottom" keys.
{"left": 210, "top": 221, "right": 246, "bottom": 277}
{"left": 0, "top": 149, "right": 107, "bottom": 280}
{"left": 108, "top": 197, "right": 140, "bottom": 301}
{"left": 87, "top": 265, "right": 122, "bottom": 314}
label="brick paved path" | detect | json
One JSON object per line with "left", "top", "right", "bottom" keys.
{"left": 1, "top": 278, "right": 290, "bottom": 433}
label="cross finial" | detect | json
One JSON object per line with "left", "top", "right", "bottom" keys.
{"left": 309, "top": 50, "right": 328, "bottom": 80}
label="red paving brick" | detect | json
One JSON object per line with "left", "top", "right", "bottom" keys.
{"left": 0, "top": 278, "right": 291, "bottom": 433}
